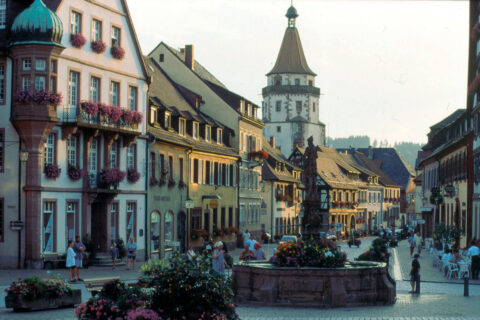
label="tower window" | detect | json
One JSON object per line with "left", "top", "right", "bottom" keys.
{"left": 277, "top": 126, "right": 281, "bottom": 132}
{"left": 0, "top": 0, "right": 6, "bottom": 29}
{"left": 296, "top": 101, "right": 302, "bottom": 113}
{"left": 295, "top": 78, "right": 300, "bottom": 86}
{"left": 308, "top": 80, "right": 313, "bottom": 86}
{"left": 313, "top": 102, "right": 316, "bottom": 112}
{"left": 276, "top": 101, "right": 281, "bottom": 112}
{"left": 159, "top": 54, "right": 164, "bottom": 62}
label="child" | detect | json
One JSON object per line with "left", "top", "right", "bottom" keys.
{"left": 110, "top": 242, "right": 119, "bottom": 270}
{"left": 66, "top": 241, "right": 76, "bottom": 282}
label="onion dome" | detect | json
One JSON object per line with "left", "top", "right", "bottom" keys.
{"left": 286, "top": 6, "right": 299, "bottom": 19}
{"left": 11, "top": 0, "right": 63, "bottom": 46}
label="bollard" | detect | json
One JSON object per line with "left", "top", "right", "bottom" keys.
{"left": 415, "top": 275, "right": 421, "bottom": 294}
{"left": 464, "top": 274, "right": 469, "bottom": 297}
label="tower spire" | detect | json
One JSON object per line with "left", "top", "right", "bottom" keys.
{"left": 286, "top": 4, "right": 298, "bottom": 28}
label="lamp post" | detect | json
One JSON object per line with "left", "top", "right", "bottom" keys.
{"left": 18, "top": 150, "right": 29, "bottom": 269}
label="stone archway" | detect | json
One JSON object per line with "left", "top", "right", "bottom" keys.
{"left": 150, "top": 211, "right": 161, "bottom": 254}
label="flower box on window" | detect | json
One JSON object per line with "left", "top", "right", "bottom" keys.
{"left": 127, "top": 168, "right": 140, "bottom": 183}
{"left": 80, "top": 101, "right": 99, "bottom": 116}
{"left": 91, "top": 40, "right": 107, "bottom": 54}
{"left": 168, "top": 177, "right": 176, "bottom": 188}
{"left": 44, "top": 164, "right": 61, "bottom": 179}
{"left": 70, "top": 33, "right": 86, "bottom": 48}
{"left": 15, "top": 90, "right": 62, "bottom": 107}
{"left": 111, "top": 46, "right": 125, "bottom": 60}
{"left": 67, "top": 165, "right": 84, "bottom": 181}
{"left": 100, "top": 168, "right": 126, "bottom": 187}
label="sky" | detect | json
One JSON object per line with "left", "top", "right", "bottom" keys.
{"left": 128, "top": 0, "right": 469, "bottom": 144}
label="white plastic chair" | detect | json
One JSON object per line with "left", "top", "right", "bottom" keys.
{"left": 446, "top": 263, "right": 459, "bottom": 279}
{"left": 458, "top": 262, "right": 470, "bottom": 279}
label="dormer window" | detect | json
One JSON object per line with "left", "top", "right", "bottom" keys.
{"left": 164, "top": 111, "right": 171, "bottom": 129}
{"left": 247, "top": 104, "right": 251, "bottom": 116}
{"left": 195, "top": 98, "right": 200, "bottom": 108}
{"left": 217, "top": 128, "right": 222, "bottom": 144}
{"left": 205, "top": 125, "right": 211, "bottom": 142}
{"left": 179, "top": 118, "right": 185, "bottom": 136}
{"left": 150, "top": 106, "right": 158, "bottom": 125}
{"left": 295, "top": 78, "right": 300, "bottom": 86}
{"left": 240, "top": 100, "right": 245, "bottom": 113}
{"left": 193, "top": 122, "right": 199, "bottom": 139}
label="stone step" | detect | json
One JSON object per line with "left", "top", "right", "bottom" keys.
{"left": 90, "top": 254, "right": 126, "bottom": 267}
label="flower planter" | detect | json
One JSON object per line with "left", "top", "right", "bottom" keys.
{"left": 5, "top": 289, "right": 81, "bottom": 311}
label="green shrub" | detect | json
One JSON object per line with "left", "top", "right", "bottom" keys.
{"left": 115, "top": 238, "right": 127, "bottom": 259}
{"left": 357, "top": 238, "right": 389, "bottom": 264}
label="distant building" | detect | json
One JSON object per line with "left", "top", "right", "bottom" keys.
{"left": 262, "top": 5, "right": 325, "bottom": 155}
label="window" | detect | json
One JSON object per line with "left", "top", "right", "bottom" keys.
{"left": 128, "top": 86, "right": 137, "bottom": 111}
{"left": 228, "top": 207, "right": 233, "bottom": 227}
{"left": 111, "top": 26, "right": 121, "bottom": 46}
{"left": 92, "top": 19, "right": 102, "bottom": 41}
{"left": 276, "top": 101, "right": 281, "bottom": 112}
{"left": 222, "top": 164, "right": 227, "bottom": 185}
{"left": 313, "top": 102, "right": 316, "bottom": 112}
{"left": 43, "top": 201, "right": 56, "bottom": 252}
{"left": 295, "top": 78, "right": 300, "bottom": 85}
{"left": 89, "top": 139, "right": 98, "bottom": 173}
{"left": 164, "top": 111, "right": 171, "bottom": 129}
{"left": 35, "top": 76, "right": 46, "bottom": 91}
{"left": 193, "top": 122, "right": 199, "bottom": 139}
{"left": 0, "top": 65, "right": 4, "bottom": 102}
{"left": 214, "top": 162, "right": 219, "bottom": 185}
{"left": 127, "top": 144, "right": 136, "bottom": 169}
{"left": 150, "top": 152, "right": 156, "bottom": 178}
{"left": 126, "top": 202, "right": 136, "bottom": 241}
{"left": 90, "top": 77, "right": 100, "bottom": 102}
{"left": 0, "top": 129, "right": 3, "bottom": 172}
{"left": 191, "top": 208, "right": 201, "bottom": 230}
{"left": 277, "top": 126, "right": 281, "bottom": 132}
{"left": 213, "top": 208, "right": 218, "bottom": 229}
{"left": 0, "top": 198, "right": 3, "bottom": 242}
{"left": 246, "top": 104, "right": 251, "bottom": 116}
{"left": 168, "top": 156, "right": 173, "bottom": 179}
{"left": 34, "top": 59, "right": 46, "bottom": 71}
{"left": 67, "top": 136, "right": 77, "bottom": 166}
{"left": 110, "top": 202, "right": 119, "bottom": 242}
{"left": 217, "top": 128, "right": 222, "bottom": 144}
{"left": 229, "top": 165, "right": 234, "bottom": 186}
{"left": 159, "top": 154, "right": 165, "bottom": 171}
{"left": 193, "top": 159, "right": 199, "bottom": 183}
{"left": 159, "top": 53, "right": 164, "bottom": 62}
{"left": 206, "top": 126, "right": 211, "bottom": 142}
{"left": 110, "top": 81, "right": 120, "bottom": 106}
{"left": 70, "top": 11, "right": 82, "bottom": 34}
{"left": 204, "top": 211, "right": 210, "bottom": 232}
{"left": 50, "top": 60, "right": 57, "bottom": 92}
{"left": 296, "top": 101, "right": 302, "bottom": 113}
{"left": 150, "top": 107, "right": 158, "bottom": 125}
{"left": 22, "top": 59, "right": 31, "bottom": 71}
{"left": 221, "top": 207, "right": 226, "bottom": 227}
{"left": 179, "top": 158, "right": 184, "bottom": 182}
{"left": 0, "top": 0, "right": 6, "bottom": 29}
{"left": 69, "top": 71, "right": 79, "bottom": 108}
{"left": 44, "top": 133, "right": 55, "bottom": 165}
{"left": 205, "top": 160, "right": 211, "bottom": 184}
{"left": 308, "top": 80, "right": 313, "bottom": 86}
{"left": 21, "top": 76, "right": 31, "bottom": 90}
{"left": 164, "top": 211, "right": 174, "bottom": 241}
{"left": 179, "top": 119, "right": 185, "bottom": 136}
{"left": 66, "top": 201, "right": 77, "bottom": 241}
{"left": 110, "top": 142, "right": 118, "bottom": 168}
{"left": 240, "top": 100, "right": 245, "bottom": 113}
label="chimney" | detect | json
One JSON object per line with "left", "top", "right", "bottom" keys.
{"left": 368, "top": 145, "right": 373, "bottom": 160}
{"left": 185, "top": 44, "right": 194, "bottom": 70}
{"left": 270, "top": 136, "right": 276, "bottom": 148}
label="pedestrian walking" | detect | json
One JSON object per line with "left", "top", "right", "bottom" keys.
{"left": 410, "top": 253, "right": 420, "bottom": 293}
{"left": 110, "top": 242, "right": 119, "bottom": 270}
{"left": 467, "top": 240, "right": 480, "bottom": 279}
{"left": 240, "top": 244, "right": 256, "bottom": 261}
{"left": 126, "top": 237, "right": 137, "bottom": 270}
{"left": 416, "top": 232, "right": 423, "bottom": 255}
{"left": 212, "top": 241, "right": 225, "bottom": 275}
{"left": 66, "top": 241, "right": 76, "bottom": 282}
{"left": 243, "top": 229, "right": 251, "bottom": 242}
{"left": 187, "top": 245, "right": 196, "bottom": 262}
{"left": 408, "top": 232, "right": 416, "bottom": 257}
{"left": 73, "top": 235, "right": 86, "bottom": 281}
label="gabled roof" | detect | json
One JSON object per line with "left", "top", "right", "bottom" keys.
{"left": 352, "top": 152, "right": 401, "bottom": 188}
{"left": 262, "top": 162, "right": 299, "bottom": 184}
{"left": 267, "top": 26, "right": 316, "bottom": 76}
{"left": 351, "top": 148, "right": 414, "bottom": 190}
{"left": 204, "top": 79, "right": 260, "bottom": 114}
{"left": 150, "top": 42, "right": 226, "bottom": 88}
{"left": 430, "top": 109, "right": 465, "bottom": 131}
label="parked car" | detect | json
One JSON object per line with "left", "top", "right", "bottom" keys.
{"left": 326, "top": 232, "right": 337, "bottom": 241}
{"left": 279, "top": 235, "right": 298, "bottom": 244}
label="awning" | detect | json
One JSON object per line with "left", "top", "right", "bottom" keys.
{"left": 202, "top": 195, "right": 221, "bottom": 200}
{"left": 421, "top": 207, "right": 434, "bottom": 212}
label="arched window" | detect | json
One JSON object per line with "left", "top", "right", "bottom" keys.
{"left": 151, "top": 211, "right": 160, "bottom": 252}
{"left": 164, "top": 211, "right": 174, "bottom": 241}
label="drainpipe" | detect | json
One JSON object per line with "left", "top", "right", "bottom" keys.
{"left": 186, "top": 149, "right": 192, "bottom": 249}
{"left": 271, "top": 182, "right": 274, "bottom": 240}
{"left": 145, "top": 136, "right": 156, "bottom": 261}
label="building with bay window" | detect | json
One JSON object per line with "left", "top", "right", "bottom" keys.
{"left": 0, "top": 0, "right": 148, "bottom": 268}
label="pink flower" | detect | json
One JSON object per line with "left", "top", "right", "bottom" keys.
{"left": 132, "top": 111, "right": 143, "bottom": 124}
{"left": 96, "top": 311, "right": 102, "bottom": 317}
{"left": 70, "top": 33, "right": 87, "bottom": 48}
{"left": 91, "top": 40, "right": 107, "bottom": 53}
{"left": 81, "top": 101, "right": 99, "bottom": 116}
{"left": 127, "top": 168, "right": 140, "bottom": 183}
{"left": 110, "top": 106, "right": 123, "bottom": 122}
{"left": 111, "top": 46, "right": 125, "bottom": 59}
{"left": 123, "top": 109, "right": 135, "bottom": 122}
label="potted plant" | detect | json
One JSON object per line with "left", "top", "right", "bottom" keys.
{"left": 111, "top": 46, "right": 125, "bottom": 60}
{"left": 91, "top": 40, "right": 107, "bottom": 54}
{"left": 100, "top": 168, "right": 126, "bottom": 188}
{"left": 32, "top": 90, "right": 63, "bottom": 107}
{"left": 127, "top": 168, "right": 140, "bottom": 183}
{"left": 168, "top": 177, "right": 176, "bottom": 188}
{"left": 44, "top": 164, "right": 61, "bottom": 179}
{"left": 70, "top": 33, "right": 86, "bottom": 48}
{"left": 5, "top": 277, "right": 81, "bottom": 311}
{"left": 14, "top": 90, "right": 32, "bottom": 103}
{"left": 80, "top": 101, "right": 99, "bottom": 116}
{"left": 67, "top": 165, "right": 84, "bottom": 181}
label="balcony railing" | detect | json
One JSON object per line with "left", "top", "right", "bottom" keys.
{"left": 61, "top": 106, "right": 140, "bottom": 132}
{"left": 262, "top": 85, "right": 320, "bottom": 96}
